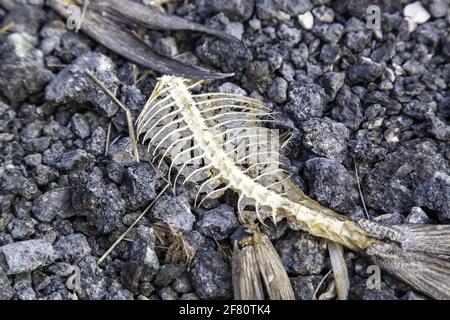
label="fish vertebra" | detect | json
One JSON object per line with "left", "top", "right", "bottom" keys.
{"left": 137, "top": 76, "right": 450, "bottom": 300}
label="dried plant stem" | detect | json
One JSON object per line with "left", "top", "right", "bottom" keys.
{"left": 353, "top": 157, "right": 370, "bottom": 220}
{"left": 313, "top": 269, "right": 333, "bottom": 300}
{"left": 76, "top": 0, "right": 90, "bottom": 32}
{"left": 98, "top": 183, "right": 170, "bottom": 265}
{"left": 85, "top": 69, "right": 140, "bottom": 162}
{"left": 104, "top": 121, "right": 112, "bottom": 156}
{"left": 327, "top": 241, "right": 350, "bottom": 300}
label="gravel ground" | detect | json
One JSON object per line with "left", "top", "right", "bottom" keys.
{"left": 0, "top": 0, "right": 449, "bottom": 300}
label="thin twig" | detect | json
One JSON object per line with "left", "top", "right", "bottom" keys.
{"left": 98, "top": 183, "right": 170, "bottom": 265}
{"left": 353, "top": 157, "right": 370, "bottom": 220}
{"left": 134, "top": 70, "right": 153, "bottom": 86}
{"left": 145, "top": 151, "right": 172, "bottom": 186}
{"left": 109, "top": 134, "right": 122, "bottom": 151}
{"left": 313, "top": 269, "right": 333, "bottom": 300}
{"left": 104, "top": 121, "right": 112, "bottom": 156}
{"left": 85, "top": 69, "right": 140, "bottom": 162}
{"left": 76, "top": 0, "right": 90, "bottom": 32}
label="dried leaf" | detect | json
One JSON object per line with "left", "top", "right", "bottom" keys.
{"left": 49, "top": 0, "right": 234, "bottom": 79}
{"left": 232, "top": 229, "right": 295, "bottom": 300}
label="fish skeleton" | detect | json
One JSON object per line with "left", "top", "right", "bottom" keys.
{"left": 136, "top": 76, "right": 450, "bottom": 300}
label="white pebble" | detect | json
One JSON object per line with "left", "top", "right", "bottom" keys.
{"left": 297, "top": 11, "right": 314, "bottom": 30}
{"left": 403, "top": 1, "right": 431, "bottom": 32}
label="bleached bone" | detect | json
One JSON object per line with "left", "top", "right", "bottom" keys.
{"left": 137, "top": 75, "right": 450, "bottom": 300}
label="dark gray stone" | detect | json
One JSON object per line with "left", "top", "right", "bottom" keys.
{"left": 16, "top": 286, "right": 36, "bottom": 300}
{"left": 0, "top": 271, "right": 14, "bottom": 300}
{"left": 172, "top": 274, "right": 193, "bottom": 294}
{"left": 268, "top": 77, "right": 288, "bottom": 103}
{"left": 290, "top": 44, "right": 309, "bottom": 68}
{"left": 348, "top": 129, "right": 387, "bottom": 163}
{"left": 312, "top": 5, "right": 334, "bottom": 23}
{"left": 42, "top": 141, "right": 65, "bottom": 166}
{"left": 105, "top": 284, "right": 134, "bottom": 300}
{"left": 373, "top": 213, "right": 404, "bottom": 225}
{"left": 45, "top": 52, "right": 119, "bottom": 117}
{"left": 196, "top": 38, "right": 252, "bottom": 74}
{"left": 54, "top": 234, "right": 91, "bottom": 263}
{"left": 350, "top": 281, "right": 399, "bottom": 300}
{"left": 218, "top": 82, "right": 247, "bottom": 96}
{"left": 304, "top": 158, "right": 360, "bottom": 214}
{"left": 404, "top": 207, "right": 432, "bottom": 224}
{"left": 363, "top": 140, "right": 448, "bottom": 214}
{"left": 53, "top": 30, "right": 92, "bottom": 64}
{"left": 284, "top": 82, "right": 325, "bottom": 123}
{"left": 120, "top": 163, "right": 157, "bottom": 211}
{"left": 154, "top": 264, "right": 185, "bottom": 287}
{"left": 33, "top": 164, "right": 60, "bottom": 186}
{"left": 75, "top": 256, "right": 108, "bottom": 300}
{"left": 197, "top": 0, "right": 255, "bottom": 21}
{"left": 319, "top": 43, "right": 341, "bottom": 64}
{"left": 129, "top": 226, "right": 159, "bottom": 279}
{"left": 71, "top": 168, "right": 126, "bottom": 234}
{"left": 0, "top": 101, "right": 16, "bottom": 132}
{"left": 32, "top": 188, "right": 75, "bottom": 222}
{"left": 105, "top": 161, "right": 124, "bottom": 184}
{"left": 428, "top": 0, "right": 448, "bottom": 18}
{"left": 277, "top": 24, "right": 302, "bottom": 45}
{"left": 242, "top": 60, "right": 271, "bottom": 93}
{"left": 0, "top": 32, "right": 53, "bottom": 104}
{"left": 331, "top": 86, "right": 364, "bottom": 130}
{"left": 57, "top": 149, "right": 94, "bottom": 172}
{"left": 70, "top": 113, "right": 90, "bottom": 139}
{"left": 159, "top": 286, "right": 178, "bottom": 300}
{"left": 151, "top": 195, "right": 195, "bottom": 233}
{"left": 275, "top": 231, "right": 326, "bottom": 276}
{"left": 403, "top": 100, "right": 435, "bottom": 120}
{"left": 345, "top": 30, "right": 372, "bottom": 52}
{"left": 320, "top": 72, "right": 345, "bottom": 101}
{"left": 24, "top": 154, "right": 42, "bottom": 168}
{"left": 108, "top": 138, "right": 137, "bottom": 167}
{"left": 290, "top": 275, "right": 321, "bottom": 300}
{"left": 86, "top": 127, "right": 106, "bottom": 156}
{"left": 429, "top": 115, "right": 450, "bottom": 142}
{"left": 180, "top": 292, "right": 200, "bottom": 300}
{"left": 0, "top": 167, "right": 38, "bottom": 199}
{"left": 313, "top": 23, "right": 344, "bottom": 43}
{"left": 7, "top": 218, "right": 35, "bottom": 240}
{"left": 0, "top": 240, "right": 56, "bottom": 275}
{"left": 401, "top": 291, "right": 427, "bottom": 300}
{"left": 300, "top": 117, "right": 349, "bottom": 162}
{"left": 196, "top": 204, "right": 239, "bottom": 241}
{"left": 414, "top": 173, "right": 450, "bottom": 223}
{"left": 154, "top": 37, "right": 178, "bottom": 57}
{"left": 185, "top": 230, "right": 215, "bottom": 252}
{"left": 20, "top": 120, "right": 43, "bottom": 139}
{"left": 259, "top": 220, "right": 289, "bottom": 240}
{"left": 256, "top": 0, "right": 312, "bottom": 19}
{"left": 348, "top": 60, "right": 383, "bottom": 85}
{"left": 189, "top": 250, "right": 231, "bottom": 299}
